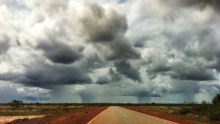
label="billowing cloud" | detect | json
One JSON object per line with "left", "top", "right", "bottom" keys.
{"left": 0, "top": 59, "right": 92, "bottom": 89}
{"left": 38, "top": 41, "right": 82, "bottom": 64}
{"left": 146, "top": 57, "right": 216, "bottom": 81}
{"left": 96, "top": 68, "right": 122, "bottom": 84}
{"left": 115, "top": 60, "right": 141, "bottom": 82}
{"left": 0, "top": 37, "right": 10, "bottom": 55}
{"left": 80, "top": 3, "right": 127, "bottom": 43}
{"left": 0, "top": 0, "right": 220, "bottom": 103}
{"left": 79, "top": 3, "right": 140, "bottom": 60}
{"left": 164, "top": 0, "right": 220, "bottom": 10}
{"left": 21, "top": 63, "right": 91, "bottom": 88}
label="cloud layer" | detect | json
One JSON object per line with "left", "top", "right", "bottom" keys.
{"left": 0, "top": 0, "right": 220, "bottom": 103}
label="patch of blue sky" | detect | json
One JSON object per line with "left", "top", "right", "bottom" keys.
{"left": 5, "top": 0, "right": 26, "bottom": 10}
{"left": 117, "top": 0, "right": 128, "bottom": 4}
{"left": 139, "top": 15, "right": 151, "bottom": 21}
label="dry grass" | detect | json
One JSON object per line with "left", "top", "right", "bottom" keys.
{"left": 147, "top": 104, "right": 220, "bottom": 122}
{"left": 0, "top": 104, "right": 81, "bottom": 116}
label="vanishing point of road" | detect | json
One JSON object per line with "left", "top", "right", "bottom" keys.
{"left": 88, "top": 106, "right": 178, "bottom": 124}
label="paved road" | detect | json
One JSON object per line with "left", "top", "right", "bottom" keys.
{"left": 88, "top": 106, "right": 178, "bottom": 124}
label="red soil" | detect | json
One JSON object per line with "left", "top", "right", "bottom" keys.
{"left": 9, "top": 106, "right": 107, "bottom": 124}
{"left": 9, "top": 106, "right": 198, "bottom": 124}
{"left": 125, "top": 106, "right": 193, "bottom": 124}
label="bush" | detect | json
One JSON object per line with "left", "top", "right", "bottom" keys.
{"left": 212, "top": 94, "right": 220, "bottom": 105}
{"left": 209, "top": 111, "right": 220, "bottom": 121}
{"left": 177, "top": 107, "right": 191, "bottom": 115}
{"left": 9, "top": 100, "right": 23, "bottom": 108}
{"left": 201, "top": 100, "right": 208, "bottom": 105}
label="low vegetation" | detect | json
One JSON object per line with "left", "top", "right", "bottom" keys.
{"left": 1, "top": 94, "right": 220, "bottom": 123}
{"left": 153, "top": 94, "right": 220, "bottom": 122}
{"left": 0, "top": 101, "right": 81, "bottom": 116}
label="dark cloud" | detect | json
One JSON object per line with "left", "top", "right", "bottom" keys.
{"left": 144, "top": 27, "right": 219, "bottom": 81}
{"left": 115, "top": 60, "right": 141, "bottom": 82}
{"left": 96, "top": 76, "right": 110, "bottom": 85}
{"left": 169, "top": 67, "right": 215, "bottom": 81}
{"left": 38, "top": 42, "right": 82, "bottom": 64}
{"left": 182, "top": 29, "right": 220, "bottom": 72}
{"left": 136, "top": 90, "right": 160, "bottom": 103}
{"left": 85, "top": 54, "right": 105, "bottom": 70}
{"left": 0, "top": 61, "right": 91, "bottom": 89}
{"left": 107, "top": 37, "right": 140, "bottom": 60}
{"left": 81, "top": 3, "right": 127, "bottom": 42}
{"left": 22, "top": 64, "right": 91, "bottom": 88}
{"left": 125, "top": 89, "right": 160, "bottom": 98}
{"left": 0, "top": 73, "right": 18, "bottom": 82}
{"left": 109, "top": 68, "right": 122, "bottom": 82}
{"left": 181, "top": 29, "right": 215, "bottom": 58}
{"left": 80, "top": 3, "right": 140, "bottom": 60}
{"left": 96, "top": 68, "right": 122, "bottom": 85}
{"left": 147, "top": 60, "right": 216, "bottom": 81}
{"left": 170, "top": 80, "right": 201, "bottom": 101}
{"left": 164, "top": 0, "right": 220, "bottom": 11}
{"left": 77, "top": 83, "right": 162, "bottom": 103}
{"left": 119, "top": 87, "right": 161, "bottom": 103}
{"left": 79, "top": 90, "right": 96, "bottom": 103}
{"left": 0, "top": 38, "right": 10, "bottom": 55}
{"left": 1, "top": 0, "right": 220, "bottom": 103}
{"left": 216, "top": 85, "right": 220, "bottom": 90}
{"left": 172, "top": 0, "right": 210, "bottom": 6}
{"left": 134, "top": 41, "right": 145, "bottom": 48}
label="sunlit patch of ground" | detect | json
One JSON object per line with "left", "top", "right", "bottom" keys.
{"left": 0, "top": 115, "right": 45, "bottom": 124}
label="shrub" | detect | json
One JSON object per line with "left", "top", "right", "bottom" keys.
{"left": 9, "top": 100, "right": 23, "bottom": 108}
{"left": 201, "top": 100, "right": 208, "bottom": 104}
{"left": 209, "top": 111, "right": 220, "bottom": 121}
{"left": 177, "top": 107, "right": 191, "bottom": 115}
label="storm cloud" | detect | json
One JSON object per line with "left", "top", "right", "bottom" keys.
{"left": 79, "top": 3, "right": 140, "bottom": 60}
{"left": 0, "top": 60, "right": 91, "bottom": 89}
{"left": 0, "top": 0, "right": 220, "bottom": 103}
{"left": 96, "top": 68, "right": 122, "bottom": 84}
{"left": 38, "top": 41, "right": 82, "bottom": 64}
{"left": 80, "top": 3, "right": 128, "bottom": 43}
{"left": 146, "top": 57, "right": 216, "bottom": 81}
{"left": 115, "top": 60, "right": 141, "bottom": 82}
{"left": 0, "top": 37, "right": 10, "bottom": 55}
{"left": 164, "top": 0, "right": 220, "bottom": 10}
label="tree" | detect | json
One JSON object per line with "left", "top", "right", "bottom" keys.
{"left": 201, "top": 100, "right": 207, "bottom": 104}
{"left": 10, "top": 100, "right": 23, "bottom": 108}
{"left": 212, "top": 94, "right": 220, "bottom": 105}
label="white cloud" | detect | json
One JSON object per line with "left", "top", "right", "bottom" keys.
{"left": 0, "top": 0, "right": 220, "bottom": 103}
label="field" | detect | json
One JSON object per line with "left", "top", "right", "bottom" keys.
{"left": 0, "top": 103, "right": 220, "bottom": 124}
{"left": 126, "top": 104, "right": 220, "bottom": 124}
{"left": 0, "top": 104, "right": 82, "bottom": 116}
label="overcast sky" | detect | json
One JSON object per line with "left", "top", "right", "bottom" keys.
{"left": 0, "top": 0, "right": 220, "bottom": 103}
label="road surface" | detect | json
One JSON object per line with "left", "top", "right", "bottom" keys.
{"left": 88, "top": 106, "right": 178, "bottom": 124}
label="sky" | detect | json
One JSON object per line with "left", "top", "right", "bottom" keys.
{"left": 0, "top": 0, "right": 220, "bottom": 103}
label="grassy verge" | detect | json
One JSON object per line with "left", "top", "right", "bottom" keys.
{"left": 151, "top": 104, "right": 220, "bottom": 122}
{"left": 0, "top": 104, "right": 82, "bottom": 116}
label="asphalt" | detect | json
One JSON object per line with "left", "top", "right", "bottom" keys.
{"left": 87, "top": 106, "right": 178, "bottom": 124}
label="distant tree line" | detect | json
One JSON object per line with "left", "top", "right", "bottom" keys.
{"left": 6, "top": 94, "right": 220, "bottom": 107}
